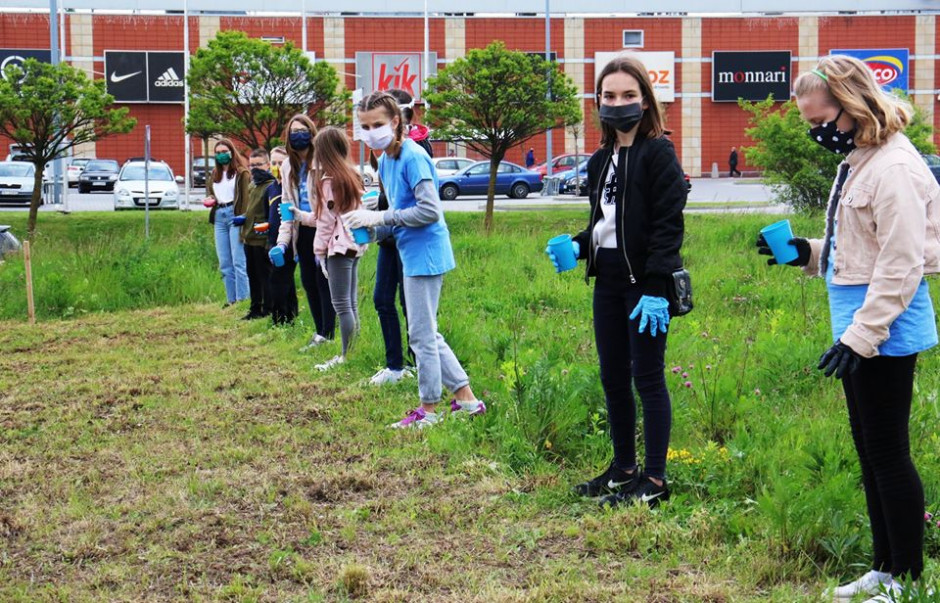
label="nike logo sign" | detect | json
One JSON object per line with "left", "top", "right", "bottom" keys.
{"left": 110, "top": 71, "right": 142, "bottom": 83}
{"left": 607, "top": 479, "right": 633, "bottom": 489}
{"left": 640, "top": 492, "right": 665, "bottom": 503}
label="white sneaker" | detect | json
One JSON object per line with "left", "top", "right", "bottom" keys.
{"left": 315, "top": 355, "right": 345, "bottom": 371}
{"left": 860, "top": 581, "right": 903, "bottom": 603}
{"left": 300, "top": 333, "right": 329, "bottom": 351}
{"left": 369, "top": 367, "right": 414, "bottom": 385}
{"left": 826, "top": 571, "right": 893, "bottom": 601}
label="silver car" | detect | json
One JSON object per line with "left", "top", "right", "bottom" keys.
{"left": 0, "top": 161, "right": 37, "bottom": 204}
{"left": 113, "top": 161, "right": 183, "bottom": 210}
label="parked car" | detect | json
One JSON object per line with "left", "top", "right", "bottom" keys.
{"left": 77, "top": 159, "right": 120, "bottom": 193}
{"left": 113, "top": 160, "right": 183, "bottom": 210}
{"left": 0, "top": 161, "right": 37, "bottom": 204}
{"left": 192, "top": 156, "right": 215, "bottom": 187}
{"left": 431, "top": 156, "right": 475, "bottom": 176}
{"left": 553, "top": 160, "right": 691, "bottom": 196}
{"left": 922, "top": 154, "right": 940, "bottom": 184}
{"left": 534, "top": 153, "right": 591, "bottom": 180}
{"left": 438, "top": 161, "right": 543, "bottom": 200}
{"left": 67, "top": 157, "right": 92, "bottom": 187}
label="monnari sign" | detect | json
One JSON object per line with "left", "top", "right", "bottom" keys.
{"left": 355, "top": 52, "right": 438, "bottom": 100}
{"left": 712, "top": 51, "right": 791, "bottom": 102}
{"left": 830, "top": 48, "right": 909, "bottom": 93}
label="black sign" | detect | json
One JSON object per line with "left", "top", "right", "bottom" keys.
{"left": 105, "top": 51, "right": 148, "bottom": 102}
{"left": 0, "top": 49, "right": 52, "bottom": 81}
{"left": 148, "top": 52, "right": 185, "bottom": 103}
{"left": 712, "top": 51, "right": 791, "bottom": 102}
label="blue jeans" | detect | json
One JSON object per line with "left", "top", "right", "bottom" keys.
{"left": 374, "top": 242, "right": 407, "bottom": 371}
{"left": 213, "top": 204, "right": 248, "bottom": 303}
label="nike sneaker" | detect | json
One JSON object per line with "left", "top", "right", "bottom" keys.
{"left": 825, "top": 570, "right": 893, "bottom": 601}
{"left": 573, "top": 462, "right": 639, "bottom": 497}
{"left": 600, "top": 474, "right": 669, "bottom": 508}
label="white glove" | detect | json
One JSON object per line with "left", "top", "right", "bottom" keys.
{"left": 343, "top": 209, "right": 387, "bottom": 229}
{"left": 315, "top": 255, "right": 329, "bottom": 279}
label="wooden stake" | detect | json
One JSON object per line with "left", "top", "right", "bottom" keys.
{"left": 24, "top": 240, "right": 35, "bottom": 325}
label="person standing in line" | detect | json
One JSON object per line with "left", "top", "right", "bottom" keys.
{"left": 206, "top": 138, "right": 250, "bottom": 307}
{"left": 525, "top": 147, "right": 536, "bottom": 169}
{"left": 729, "top": 146, "right": 741, "bottom": 177}
{"left": 238, "top": 148, "right": 277, "bottom": 320}
{"left": 758, "top": 55, "right": 938, "bottom": 603}
{"left": 276, "top": 114, "right": 336, "bottom": 348}
{"left": 547, "top": 55, "right": 687, "bottom": 508}
{"left": 345, "top": 91, "right": 486, "bottom": 428}
{"left": 264, "top": 147, "right": 299, "bottom": 326}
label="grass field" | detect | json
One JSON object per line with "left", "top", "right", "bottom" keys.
{"left": 1, "top": 210, "right": 938, "bottom": 601}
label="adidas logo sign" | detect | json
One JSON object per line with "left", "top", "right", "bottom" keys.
{"left": 154, "top": 67, "right": 184, "bottom": 88}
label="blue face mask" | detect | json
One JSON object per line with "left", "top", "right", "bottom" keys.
{"left": 289, "top": 130, "right": 312, "bottom": 150}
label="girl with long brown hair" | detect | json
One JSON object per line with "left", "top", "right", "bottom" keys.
{"left": 206, "top": 137, "right": 250, "bottom": 306}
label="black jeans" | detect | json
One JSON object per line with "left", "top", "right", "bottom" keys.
{"left": 244, "top": 244, "right": 273, "bottom": 317}
{"left": 373, "top": 241, "right": 412, "bottom": 370}
{"left": 297, "top": 225, "right": 335, "bottom": 339}
{"left": 843, "top": 354, "right": 924, "bottom": 580}
{"left": 268, "top": 254, "right": 298, "bottom": 326}
{"left": 593, "top": 248, "right": 672, "bottom": 479}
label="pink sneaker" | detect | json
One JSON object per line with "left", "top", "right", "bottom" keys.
{"left": 388, "top": 406, "right": 442, "bottom": 429}
{"left": 450, "top": 399, "right": 486, "bottom": 416}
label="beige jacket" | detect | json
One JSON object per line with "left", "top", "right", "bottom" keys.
{"left": 275, "top": 158, "right": 317, "bottom": 257}
{"left": 803, "top": 131, "right": 940, "bottom": 357}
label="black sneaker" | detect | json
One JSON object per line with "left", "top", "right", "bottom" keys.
{"left": 573, "top": 462, "right": 639, "bottom": 497}
{"left": 599, "top": 474, "right": 670, "bottom": 508}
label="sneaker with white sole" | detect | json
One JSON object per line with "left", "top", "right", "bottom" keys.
{"left": 388, "top": 406, "right": 441, "bottom": 429}
{"left": 450, "top": 398, "right": 486, "bottom": 416}
{"left": 300, "top": 333, "right": 330, "bottom": 351}
{"left": 825, "top": 571, "right": 893, "bottom": 601}
{"left": 315, "top": 355, "right": 345, "bottom": 371}
{"left": 369, "top": 367, "right": 414, "bottom": 385}
{"left": 860, "top": 581, "right": 903, "bottom": 603}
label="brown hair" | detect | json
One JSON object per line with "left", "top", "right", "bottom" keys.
{"left": 249, "top": 148, "right": 269, "bottom": 160}
{"left": 282, "top": 114, "right": 318, "bottom": 191}
{"left": 356, "top": 91, "right": 406, "bottom": 160}
{"left": 793, "top": 54, "right": 911, "bottom": 147}
{"left": 312, "top": 126, "right": 363, "bottom": 218}
{"left": 212, "top": 138, "right": 246, "bottom": 183}
{"left": 594, "top": 55, "right": 667, "bottom": 147}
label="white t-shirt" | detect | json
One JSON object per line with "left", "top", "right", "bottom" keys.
{"left": 213, "top": 171, "right": 236, "bottom": 203}
{"left": 593, "top": 147, "right": 627, "bottom": 250}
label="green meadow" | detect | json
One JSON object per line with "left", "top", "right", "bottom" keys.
{"left": 0, "top": 210, "right": 937, "bottom": 601}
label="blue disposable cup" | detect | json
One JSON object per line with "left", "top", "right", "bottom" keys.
{"left": 547, "top": 233, "right": 577, "bottom": 272}
{"left": 269, "top": 246, "right": 285, "bottom": 267}
{"left": 279, "top": 202, "right": 293, "bottom": 222}
{"left": 352, "top": 227, "right": 370, "bottom": 245}
{"left": 760, "top": 219, "right": 799, "bottom": 265}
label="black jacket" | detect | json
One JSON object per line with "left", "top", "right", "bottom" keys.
{"left": 573, "top": 135, "right": 686, "bottom": 297}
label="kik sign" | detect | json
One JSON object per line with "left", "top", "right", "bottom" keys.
{"left": 830, "top": 49, "right": 909, "bottom": 93}
{"left": 355, "top": 52, "right": 438, "bottom": 100}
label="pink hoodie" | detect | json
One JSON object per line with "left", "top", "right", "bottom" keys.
{"left": 293, "top": 176, "right": 366, "bottom": 260}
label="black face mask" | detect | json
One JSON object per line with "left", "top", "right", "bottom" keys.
{"left": 251, "top": 168, "right": 272, "bottom": 185}
{"left": 599, "top": 102, "right": 643, "bottom": 134}
{"left": 808, "top": 108, "right": 857, "bottom": 155}
{"left": 289, "top": 131, "right": 312, "bottom": 151}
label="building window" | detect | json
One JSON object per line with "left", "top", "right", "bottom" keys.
{"left": 622, "top": 30, "right": 644, "bottom": 48}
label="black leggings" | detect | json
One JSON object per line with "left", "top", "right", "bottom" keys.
{"left": 843, "top": 354, "right": 924, "bottom": 580}
{"left": 296, "top": 225, "right": 336, "bottom": 339}
{"left": 593, "top": 249, "right": 672, "bottom": 479}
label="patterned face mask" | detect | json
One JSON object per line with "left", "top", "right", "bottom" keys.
{"left": 808, "top": 108, "right": 857, "bottom": 155}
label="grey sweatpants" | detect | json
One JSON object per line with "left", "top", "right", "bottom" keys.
{"left": 402, "top": 274, "right": 470, "bottom": 404}
{"left": 325, "top": 255, "right": 360, "bottom": 356}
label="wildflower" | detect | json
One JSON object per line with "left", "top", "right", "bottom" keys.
{"left": 754, "top": 388, "right": 761, "bottom": 396}
{"left": 689, "top": 364, "right": 695, "bottom": 369}
{"left": 927, "top": 512, "right": 934, "bottom": 521}
{"left": 672, "top": 366, "right": 682, "bottom": 374}
{"left": 684, "top": 381, "right": 692, "bottom": 388}
{"left": 682, "top": 372, "right": 689, "bottom": 379}
{"left": 706, "top": 364, "right": 712, "bottom": 371}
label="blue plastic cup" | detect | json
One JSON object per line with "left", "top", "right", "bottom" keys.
{"left": 760, "top": 219, "right": 799, "bottom": 265}
{"left": 269, "top": 246, "right": 285, "bottom": 267}
{"left": 547, "top": 234, "right": 577, "bottom": 272}
{"left": 352, "top": 227, "right": 370, "bottom": 245}
{"left": 279, "top": 202, "right": 294, "bottom": 223}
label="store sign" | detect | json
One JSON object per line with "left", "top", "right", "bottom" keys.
{"left": 594, "top": 51, "right": 675, "bottom": 102}
{"left": 105, "top": 50, "right": 185, "bottom": 103}
{"left": 0, "top": 49, "right": 52, "bottom": 82}
{"left": 712, "top": 51, "right": 791, "bottom": 102}
{"left": 355, "top": 52, "right": 438, "bottom": 100}
{"left": 830, "top": 48, "right": 909, "bottom": 92}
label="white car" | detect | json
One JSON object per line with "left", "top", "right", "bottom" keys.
{"left": 0, "top": 161, "right": 37, "bottom": 204}
{"left": 431, "top": 157, "right": 475, "bottom": 176}
{"left": 113, "top": 161, "right": 183, "bottom": 210}
{"left": 67, "top": 157, "right": 92, "bottom": 187}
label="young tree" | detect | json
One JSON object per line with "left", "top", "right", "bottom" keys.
{"left": 187, "top": 31, "right": 349, "bottom": 152}
{"left": 0, "top": 59, "right": 135, "bottom": 238}
{"left": 425, "top": 41, "right": 582, "bottom": 231}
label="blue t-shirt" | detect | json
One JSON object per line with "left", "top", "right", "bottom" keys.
{"left": 826, "top": 226, "right": 937, "bottom": 356}
{"left": 298, "top": 162, "right": 311, "bottom": 212}
{"left": 378, "top": 139, "right": 456, "bottom": 277}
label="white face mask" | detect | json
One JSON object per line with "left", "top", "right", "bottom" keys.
{"left": 361, "top": 123, "right": 395, "bottom": 150}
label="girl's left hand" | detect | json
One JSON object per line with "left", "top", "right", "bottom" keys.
{"left": 629, "top": 296, "right": 670, "bottom": 337}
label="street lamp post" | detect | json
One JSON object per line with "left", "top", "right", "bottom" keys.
{"left": 545, "top": 0, "right": 552, "bottom": 178}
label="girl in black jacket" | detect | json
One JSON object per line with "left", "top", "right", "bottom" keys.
{"left": 549, "top": 55, "right": 687, "bottom": 507}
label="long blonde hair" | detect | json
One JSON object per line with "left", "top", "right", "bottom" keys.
{"left": 793, "top": 55, "right": 911, "bottom": 147}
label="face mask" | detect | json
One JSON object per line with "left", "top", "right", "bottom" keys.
{"left": 270, "top": 164, "right": 280, "bottom": 180}
{"left": 289, "top": 130, "right": 312, "bottom": 150}
{"left": 215, "top": 152, "right": 231, "bottom": 165}
{"left": 808, "top": 108, "right": 857, "bottom": 155}
{"left": 251, "top": 168, "right": 270, "bottom": 185}
{"left": 361, "top": 124, "right": 396, "bottom": 150}
{"left": 599, "top": 102, "right": 643, "bottom": 134}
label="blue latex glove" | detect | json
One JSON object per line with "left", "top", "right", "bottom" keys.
{"left": 629, "top": 295, "right": 670, "bottom": 336}
{"left": 545, "top": 240, "right": 580, "bottom": 271}
{"left": 232, "top": 215, "right": 246, "bottom": 226}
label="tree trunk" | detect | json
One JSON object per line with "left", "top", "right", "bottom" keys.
{"left": 26, "top": 167, "right": 44, "bottom": 239}
{"left": 484, "top": 152, "right": 504, "bottom": 234}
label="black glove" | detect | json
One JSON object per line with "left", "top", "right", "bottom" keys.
{"left": 817, "top": 341, "right": 861, "bottom": 379}
{"left": 756, "top": 234, "right": 811, "bottom": 267}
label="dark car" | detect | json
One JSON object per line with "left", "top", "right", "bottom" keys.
{"left": 922, "top": 154, "right": 940, "bottom": 184}
{"left": 77, "top": 159, "right": 120, "bottom": 193}
{"left": 192, "top": 156, "right": 215, "bottom": 188}
{"left": 556, "top": 161, "right": 691, "bottom": 196}
{"left": 438, "top": 161, "right": 543, "bottom": 200}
